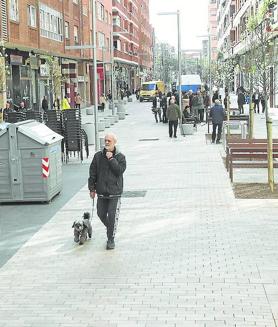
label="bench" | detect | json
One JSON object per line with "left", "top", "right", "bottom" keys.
{"left": 207, "top": 115, "right": 249, "bottom": 134}
{"left": 226, "top": 138, "right": 278, "bottom": 169}
{"left": 225, "top": 139, "right": 278, "bottom": 182}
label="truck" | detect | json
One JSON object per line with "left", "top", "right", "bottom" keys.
{"left": 139, "top": 81, "right": 165, "bottom": 102}
{"left": 177, "top": 75, "right": 202, "bottom": 93}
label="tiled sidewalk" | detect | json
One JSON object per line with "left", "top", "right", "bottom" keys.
{"left": 0, "top": 101, "right": 277, "bottom": 327}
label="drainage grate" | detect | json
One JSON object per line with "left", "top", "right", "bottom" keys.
{"left": 139, "top": 138, "right": 159, "bottom": 141}
{"left": 122, "top": 190, "right": 147, "bottom": 198}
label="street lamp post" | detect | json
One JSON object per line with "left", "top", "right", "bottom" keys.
{"left": 110, "top": 31, "right": 115, "bottom": 116}
{"left": 157, "top": 11, "right": 182, "bottom": 132}
{"left": 198, "top": 34, "right": 212, "bottom": 101}
{"left": 92, "top": 0, "right": 99, "bottom": 151}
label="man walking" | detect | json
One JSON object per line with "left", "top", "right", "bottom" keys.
{"left": 252, "top": 90, "right": 260, "bottom": 113}
{"left": 88, "top": 133, "right": 126, "bottom": 250}
{"left": 210, "top": 99, "right": 225, "bottom": 144}
{"left": 237, "top": 90, "right": 245, "bottom": 114}
{"left": 167, "top": 99, "right": 181, "bottom": 138}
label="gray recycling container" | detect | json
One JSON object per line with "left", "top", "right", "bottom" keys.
{"left": 0, "top": 120, "right": 64, "bottom": 203}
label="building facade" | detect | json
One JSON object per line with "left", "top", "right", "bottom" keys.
{"left": 0, "top": 0, "right": 113, "bottom": 110}
{"left": 208, "top": 0, "right": 218, "bottom": 61}
{"left": 216, "top": 0, "right": 278, "bottom": 106}
{"left": 112, "top": 0, "right": 153, "bottom": 95}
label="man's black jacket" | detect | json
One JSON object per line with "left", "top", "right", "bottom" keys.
{"left": 88, "top": 147, "right": 126, "bottom": 197}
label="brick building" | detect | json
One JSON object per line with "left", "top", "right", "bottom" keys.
{"left": 0, "top": 0, "right": 113, "bottom": 110}
{"left": 208, "top": 0, "right": 218, "bottom": 61}
{"left": 112, "top": 0, "right": 153, "bottom": 94}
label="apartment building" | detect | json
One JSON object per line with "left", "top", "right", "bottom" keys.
{"left": 216, "top": 0, "right": 236, "bottom": 57}
{"left": 0, "top": 0, "right": 112, "bottom": 109}
{"left": 208, "top": 0, "right": 218, "bottom": 60}
{"left": 112, "top": 0, "right": 153, "bottom": 93}
{"left": 138, "top": 0, "right": 153, "bottom": 82}
{"left": 216, "top": 0, "right": 278, "bottom": 106}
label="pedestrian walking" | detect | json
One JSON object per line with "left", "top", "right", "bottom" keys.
{"left": 161, "top": 94, "right": 168, "bottom": 123}
{"left": 261, "top": 94, "right": 266, "bottom": 114}
{"left": 210, "top": 99, "right": 225, "bottom": 144}
{"left": 88, "top": 133, "right": 126, "bottom": 250}
{"left": 41, "top": 96, "right": 49, "bottom": 112}
{"left": 237, "top": 90, "right": 245, "bottom": 114}
{"left": 75, "top": 93, "right": 82, "bottom": 109}
{"left": 191, "top": 90, "right": 204, "bottom": 122}
{"left": 99, "top": 94, "right": 106, "bottom": 111}
{"left": 252, "top": 90, "right": 260, "bottom": 113}
{"left": 53, "top": 97, "right": 60, "bottom": 110}
{"left": 212, "top": 90, "right": 219, "bottom": 104}
{"left": 166, "top": 98, "right": 181, "bottom": 138}
{"left": 152, "top": 96, "right": 162, "bottom": 123}
{"left": 61, "top": 96, "right": 71, "bottom": 110}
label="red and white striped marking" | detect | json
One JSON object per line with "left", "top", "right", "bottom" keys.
{"left": 42, "top": 157, "right": 50, "bottom": 178}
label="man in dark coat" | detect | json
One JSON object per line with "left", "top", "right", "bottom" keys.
{"left": 210, "top": 99, "right": 225, "bottom": 144}
{"left": 88, "top": 133, "right": 126, "bottom": 250}
{"left": 237, "top": 90, "right": 245, "bottom": 114}
{"left": 166, "top": 99, "right": 181, "bottom": 138}
{"left": 252, "top": 91, "right": 260, "bottom": 113}
{"left": 42, "top": 96, "right": 49, "bottom": 112}
{"left": 161, "top": 94, "right": 168, "bottom": 123}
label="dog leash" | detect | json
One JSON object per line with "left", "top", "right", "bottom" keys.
{"left": 91, "top": 196, "right": 95, "bottom": 222}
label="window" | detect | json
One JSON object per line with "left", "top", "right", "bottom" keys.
{"left": 124, "top": 19, "right": 128, "bottom": 31}
{"left": 74, "top": 25, "right": 79, "bottom": 43}
{"left": 113, "top": 16, "right": 121, "bottom": 27}
{"left": 114, "top": 40, "right": 121, "bottom": 51}
{"left": 97, "top": 2, "right": 104, "bottom": 21}
{"left": 73, "top": 0, "right": 79, "bottom": 3}
{"left": 27, "top": 5, "right": 36, "bottom": 27}
{"left": 130, "top": 23, "right": 133, "bottom": 34}
{"left": 64, "top": 21, "right": 69, "bottom": 39}
{"left": 10, "top": 0, "right": 19, "bottom": 21}
{"left": 39, "top": 4, "right": 63, "bottom": 42}
{"left": 98, "top": 32, "right": 105, "bottom": 48}
{"left": 105, "top": 10, "right": 108, "bottom": 23}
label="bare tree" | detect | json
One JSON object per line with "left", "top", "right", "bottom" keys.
{"left": 247, "top": 0, "right": 278, "bottom": 191}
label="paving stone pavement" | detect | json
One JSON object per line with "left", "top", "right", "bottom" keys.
{"left": 0, "top": 101, "right": 278, "bottom": 327}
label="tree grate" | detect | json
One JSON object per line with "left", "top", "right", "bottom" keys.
{"left": 122, "top": 191, "right": 147, "bottom": 198}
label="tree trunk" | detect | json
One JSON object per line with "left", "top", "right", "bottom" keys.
{"left": 248, "top": 77, "right": 254, "bottom": 139}
{"left": 227, "top": 92, "right": 230, "bottom": 137}
{"left": 266, "top": 101, "right": 274, "bottom": 192}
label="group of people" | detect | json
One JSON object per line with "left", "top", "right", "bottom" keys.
{"left": 151, "top": 89, "right": 212, "bottom": 139}
{"left": 251, "top": 90, "right": 266, "bottom": 114}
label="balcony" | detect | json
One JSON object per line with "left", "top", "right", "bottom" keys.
{"left": 114, "top": 48, "right": 139, "bottom": 65}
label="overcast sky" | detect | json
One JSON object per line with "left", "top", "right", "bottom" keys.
{"left": 149, "top": 0, "right": 209, "bottom": 51}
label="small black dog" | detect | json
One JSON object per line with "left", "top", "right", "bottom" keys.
{"left": 72, "top": 212, "right": 92, "bottom": 245}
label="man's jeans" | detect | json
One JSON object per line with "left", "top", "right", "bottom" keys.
{"left": 169, "top": 120, "right": 178, "bottom": 137}
{"left": 212, "top": 123, "right": 223, "bottom": 143}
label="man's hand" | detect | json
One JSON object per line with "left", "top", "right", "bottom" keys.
{"left": 106, "top": 151, "right": 113, "bottom": 160}
{"left": 90, "top": 191, "right": 96, "bottom": 199}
